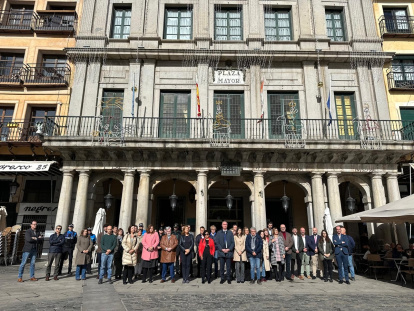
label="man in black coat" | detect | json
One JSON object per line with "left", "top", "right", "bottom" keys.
{"left": 291, "top": 227, "right": 304, "bottom": 279}
{"left": 214, "top": 221, "right": 235, "bottom": 284}
{"left": 172, "top": 223, "right": 181, "bottom": 276}
{"left": 18, "top": 220, "right": 44, "bottom": 282}
{"left": 46, "top": 225, "right": 65, "bottom": 281}
{"left": 58, "top": 224, "right": 77, "bottom": 275}
{"left": 195, "top": 226, "right": 205, "bottom": 277}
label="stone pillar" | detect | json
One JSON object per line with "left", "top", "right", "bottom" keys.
{"left": 311, "top": 173, "right": 325, "bottom": 232}
{"left": 143, "top": 0, "right": 159, "bottom": 37}
{"left": 386, "top": 173, "right": 409, "bottom": 249}
{"left": 303, "top": 61, "right": 323, "bottom": 119}
{"left": 371, "top": 172, "right": 392, "bottom": 243}
{"left": 196, "top": 171, "right": 208, "bottom": 232}
{"left": 254, "top": 172, "right": 266, "bottom": 230}
{"left": 71, "top": 170, "right": 90, "bottom": 233}
{"left": 306, "top": 201, "right": 314, "bottom": 234}
{"left": 139, "top": 59, "right": 156, "bottom": 118}
{"left": 119, "top": 170, "right": 136, "bottom": 230}
{"left": 136, "top": 171, "right": 150, "bottom": 227}
{"left": 55, "top": 170, "right": 75, "bottom": 230}
{"left": 326, "top": 172, "right": 343, "bottom": 226}
{"left": 82, "top": 61, "right": 101, "bottom": 116}
{"left": 67, "top": 61, "right": 87, "bottom": 116}
{"left": 297, "top": 0, "right": 312, "bottom": 39}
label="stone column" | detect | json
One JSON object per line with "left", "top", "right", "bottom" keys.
{"left": 326, "top": 172, "right": 343, "bottom": 226}
{"left": 306, "top": 201, "right": 314, "bottom": 234}
{"left": 386, "top": 173, "right": 409, "bottom": 249}
{"left": 196, "top": 171, "right": 208, "bottom": 232}
{"left": 136, "top": 171, "right": 150, "bottom": 227}
{"left": 67, "top": 61, "right": 87, "bottom": 116}
{"left": 311, "top": 173, "right": 325, "bottom": 232}
{"left": 119, "top": 170, "right": 136, "bottom": 230}
{"left": 371, "top": 172, "right": 392, "bottom": 243}
{"left": 71, "top": 170, "right": 90, "bottom": 233}
{"left": 254, "top": 172, "right": 266, "bottom": 230}
{"left": 55, "top": 170, "right": 75, "bottom": 230}
{"left": 140, "top": 59, "right": 156, "bottom": 118}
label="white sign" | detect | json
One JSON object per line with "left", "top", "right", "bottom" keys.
{"left": 18, "top": 203, "right": 58, "bottom": 215}
{"left": 0, "top": 161, "right": 54, "bottom": 172}
{"left": 214, "top": 70, "right": 244, "bottom": 84}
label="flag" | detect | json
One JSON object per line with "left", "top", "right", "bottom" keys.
{"left": 326, "top": 76, "right": 332, "bottom": 126}
{"left": 131, "top": 74, "right": 136, "bottom": 117}
{"left": 196, "top": 75, "right": 201, "bottom": 117}
{"left": 257, "top": 78, "right": 265, "bottom": 123}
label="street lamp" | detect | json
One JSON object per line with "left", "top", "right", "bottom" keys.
{"left": 104, "top": 178, "right": 114, "bottom": 209}
{"left": 281, "top": 180, "right": 290, "bottom": 213}
{"left": 169, "top": 178, "right": 178, "bottom": 211}
{"left": 225, "top": 179, "right": 233, "bottom": 210}
{"left": 346, "top": 182, "right": 356, "bottom": 213}
{"left": 9, "top": 176, "right": 19, "bottom": 197}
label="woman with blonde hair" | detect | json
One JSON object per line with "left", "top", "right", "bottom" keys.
{"left": 122, "top": 226, "right": 139, "bottom": 284}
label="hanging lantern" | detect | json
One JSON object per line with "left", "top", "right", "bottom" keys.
{"left": 281, "top": 180, "right": 290, "bottom": 213}
{"left": 104, "top": 178, "right": 114, "bottom": 209}
{"left": 347, "top": 183, "right": 356, "bottom": 213}
{"left": 9, "top": 177, "right": 19, "bottom": 197}
{"left": 169, "top": 179, "right": 178, "bottom": 211}
{"left": 226, "top": 179, "right": 233, "bottom": 210}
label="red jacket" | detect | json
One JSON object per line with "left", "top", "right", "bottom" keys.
{"left": 198, "top": 238, "right": 215, "bottom": 257}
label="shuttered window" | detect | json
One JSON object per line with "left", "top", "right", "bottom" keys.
{"left": 268, "top": 93, "right": 300, "bottom": 138}
{"left": 335, "top": 93, "right": 356, "bottom": 139}
{"left": 101, "top": 90, "right": 124, "bottom": 133}
{"left": 160, "top": 92, "right": 191, "bottom": 138}
{"left": 213, "top": 93, "right": 244, "bottom": 138}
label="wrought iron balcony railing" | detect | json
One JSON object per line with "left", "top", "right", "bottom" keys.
{"left": 0, "top": 10, "right": 34, "bottom": 32}
{"left": 0, "top": 120, "right": 48, "bottom": 142}
{"left": 33, "top": 11, "right": 77, "bottom": 33}
{"left": 23, "top": 63, "right": 71, "bottom": 86}
{"left": 379, "top": 15, "right": 414, "bottom": 37}
{"left": 387, "top": 69, "right": 414, "bottom": 90}
{"left": 42, "top": 116, "right": 414, "bottom": 144}
{"left": 0, "top": 61, "right": 24, "bottom": 85}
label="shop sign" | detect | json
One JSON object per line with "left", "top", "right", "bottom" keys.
{"left": 18, "top": 203, "right": 58, "bottom": 215}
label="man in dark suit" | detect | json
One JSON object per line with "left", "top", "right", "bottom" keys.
{"left": 280, "top": 224, "right": 293, "bottom": 280}
{"left": 214, "top": 221, "right": 235, "bottom": 284}
{"left": 291, "top": 227, "right": 304, "bottom": 279}
{"left": 195, "top": 226, "right": 205, "bottom": 278}
{"left": 333, "top": 225, "right": 351, "bottom": 284}
{"left": 306, "top": 227, "right": 321, "bottom": 279}
{"left": 245, "top": 227, "right": 263, "bottom": 284}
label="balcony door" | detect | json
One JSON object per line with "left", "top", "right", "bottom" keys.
{"left": 40, "top": 55, "right": 67, "bottom": 82}
{"left": 101, "top": 91, "right": 124, "bottom": 134}
{"left": 400, "top": 107, "right": 414, "bottom": 140}
{"left": 335, "top": 93, "right": 357, "bottom": 140}
{"left": 392, "top": 59, "right": 414, "bottom": 88}
{"left": 0, "top": 53, "right": 24, "bottom": 80}
{"left": 160, "top": 92, "right": 191, "bottom": 138}
{"left": 268, "top": 92, "right": 300, "bottom": 139}
{"left": 0, "top": 106, "right": 14, "bottom": 141}
{"left": 213, "top": 92, "right": 244, "bottom": 139}
{"left": 384, "top": 8, "right": 409, "bottom": 33}
{"left": 9, "top": 5, "right": 34, "bottom": 27}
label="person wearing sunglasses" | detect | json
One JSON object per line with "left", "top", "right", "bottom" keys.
{"left": 45, "top": 225, "right": 65, "bottom": 281}
{"left": 198, "top": 231, "right": 215, "bottom": 284}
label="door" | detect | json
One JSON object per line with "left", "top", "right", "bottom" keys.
{"left": 208, "top": 197, "right": 244, "bottom": 230}
{"left": 0, "top": 106, "right": 14, "bottom": 141}
{"left": 9, "top": 5, "right": 34, "bottom": 27}
{"left": 101, "top": 91, "right": 124, "bottom": 134}
{"left": 213, "top": 93, "right": 244, "bottom": 139}
{"left": 159, "top": 92, "right": 191, "bottom": 138}
{"left": 0, "top": 54, "right": 24, "bottom": 81}
{"left": 156, "top": 197, "right": 185, "bottom": 228}
{"left": 41, "top": 55, "right": 67, "bottom": 82}
{"left": 268, "top": 93, "right": 300, "bottom": 139}
{"left": 400, "top": 107, "right": 414, "bottom": 140}
{"left": 265, "top": 198, "right": 293, "bottom": 232}
{"left": 335, "top": 93, "right": 357, "bottom": 140}
{"left": 384, "top": 9, "right": 409, "bottom": 33}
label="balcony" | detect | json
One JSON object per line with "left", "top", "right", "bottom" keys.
{"left": 0, "top": 120, "right": 46, "bottom": 143}
{"left": 0, "top": 10, "right": 33, "bottom": 33}
{"left": 33, "top": 11, "right": 77, "bottom": 34}
{"left": 0, "top": 61, "right": 24, "bottom": 87}
{"left": 379, "top": 15, "right": 414, "bottom": 38}
{"left": 387, "top": 70, "right": 414, "bottom": 91}
{"left": 23, "top": 63, "right": 70, "bottom": 87}
{"left": 42, "top": 116, "right": 414, "bottom": 148}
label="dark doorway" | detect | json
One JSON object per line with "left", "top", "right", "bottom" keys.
{"left": 208, "top": 197, "right": 244, "bottom": 230}
{"left": 265, "top": 198, "right": 293, "bottom": 232}
{"left": 157, "top": 197, "right": 185, "bottom": 228}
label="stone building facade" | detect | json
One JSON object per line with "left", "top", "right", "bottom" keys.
{"left": 43, "top": 0, "right": 413, "bottom": 248}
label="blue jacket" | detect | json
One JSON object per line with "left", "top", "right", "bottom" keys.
{"left": 49, "top": 233, "right": 65, "bottom": 253}
{"left": 214, "top": 230, "right": 235, "bottom": 258}
{"left": 245, "top": 234, "right": 263, "bottom": 259}
{"left": 306, "top": 234, "right": 320, "bottom": 256}
{"left": 332, "top": 234, "right": 350, "bottom": 255}
{"left": 62, "top": 230, "right": 77, "bottom": 250}
{"left": 347, "top": 235, "right": 355, "bottom": 254}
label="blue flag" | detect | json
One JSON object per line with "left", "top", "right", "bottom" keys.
{"left": 326, "top": 78, "right": 332, "bottom": 126}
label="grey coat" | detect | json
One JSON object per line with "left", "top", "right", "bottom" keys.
{"left": 270, "top": 236, "right": 286, "bottom": 265}
{"left": 75, "top": 236, "right": 93, "bottom": 266}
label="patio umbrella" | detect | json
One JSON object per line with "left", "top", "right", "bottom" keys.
{"left": 0, "top": 206, "right": 7, "bottom": 232}
{"left": 324, "top": 206, "right": 334, "bottom": 240}
{"left": 91, "top": 208, "right": 106, "bottom": 267}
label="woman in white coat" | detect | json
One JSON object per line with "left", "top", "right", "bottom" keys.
{"left": 122, "top": 225, "right": 139, "bottom": 284}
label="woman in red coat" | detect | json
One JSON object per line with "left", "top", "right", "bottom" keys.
{"left": 198, "top": 230, "right": 215, "bottom": 284}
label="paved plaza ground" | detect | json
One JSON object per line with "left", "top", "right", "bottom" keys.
{"left": 0, "top": 259, "right": 413, "bottom": 311}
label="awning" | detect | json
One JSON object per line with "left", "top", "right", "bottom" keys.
{"left": 0, "top": 161, "right": 61, "bottom": 176}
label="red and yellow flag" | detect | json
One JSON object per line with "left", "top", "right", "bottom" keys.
{"left": 196, "top": 76, "right": 201, "bottom": 117}
{"left": 257, "top": 79, "right": 264, "bottom": 123}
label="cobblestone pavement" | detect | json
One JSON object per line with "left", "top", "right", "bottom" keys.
{"left": 0, "top": 261, "right": 413, "bottom": 311}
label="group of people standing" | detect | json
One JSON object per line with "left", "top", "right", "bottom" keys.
{"left": 17, "top": 220, "right": 355, "bottom": 286}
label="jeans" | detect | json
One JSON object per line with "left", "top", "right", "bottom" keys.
{"left": 284, "top": 253, "right": 292, "bottom": 278}
{"left": 249, "top": 257, "right": 261, "bottom": 280}
{"left": 301, "top": 253, "right": 310, "bottom": 276}
{"left": 340, "top": 255, "right": 355, "bottom": 278}
{"left": 100, "top": 253, "right": 114, "bottom": 279}
{"left": 322, "top": 259, "right": 333, "bottom": 280}
{"left": 336, "top": 253, "right": 349, "bottom": 281}
{"left": 180, "top": 253, "right": 192, "bottom": 281}
{"left": 200, "top": 255, "right": 212, "bottom": 281}
{"left": 18, "top": 249, "right": 37, "bottom": 278}
{"left": 261, "top": 260, "right": 266, "bottom": 277}
{"left": 76, "top": 265, "right": 87, "bottom": 280}
{"left": 46, "top": 253, "right": 62, "bottom": 277}
{"left": 219, "top": 257, "right": 232, "bottom": 281}
{"left": 162, "top": 262, "right": 175, "bottom": 281}
{"left": 235, "top": 261, "right": 245, "bottom": 282}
